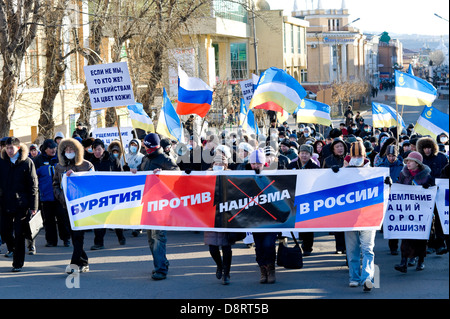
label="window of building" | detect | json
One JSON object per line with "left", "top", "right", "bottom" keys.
{"left": 230, "top": 43, "right": 248, "bottom": 80}
{"left": 328, "top": 19, "right": 340, "bottom": 31}
{"left": 291, "top": 24, "right": 294, "bottom": 53}
{"left": 212, "top": 43, "right": 220, "bottom": 78}
{"left": 301, "top": 69, "right": 307, "bottom": 82}
{"left": 283, "top": 23, "right": 286, "bottom": 53}
{"left": 297, "top": 26, "right": 301, "bottom": 54}
{"left": 213, "top": 0, "right": 247, "bottom": 23}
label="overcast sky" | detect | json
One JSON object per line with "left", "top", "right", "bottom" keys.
{"left": 267, "top": 0, "right": 449, "bottom": 36}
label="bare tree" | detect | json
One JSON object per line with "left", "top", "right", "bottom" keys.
{"left": 0, "top": 0, "right": 40, "bottom": 137}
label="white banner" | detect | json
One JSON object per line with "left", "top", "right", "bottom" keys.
{"left": 91, "top": 127, "right": 134, "bottom": 151}
{"left": 383, "top": 184, "right": 437, "bottom": 239}
{"left": 435, "top": 179, "right": 449, "bottom": 235}
{"left": 84, "top": 62, "right": 135, "bottom": 109}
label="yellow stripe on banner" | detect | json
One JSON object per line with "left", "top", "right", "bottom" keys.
{"left": 373, "top": 119, "right": 398, "bottom": 128}
{"left": 395, "top": 96, "right": 432, "bottom": 107}
{"left": 249, "top": 91, "right": 299, "bottom": 114}
{"left": 296, "top": 115, "right": 331, "bottom": 126}
{"left": 74, "top": 206, "right": 143, "bottom": 227}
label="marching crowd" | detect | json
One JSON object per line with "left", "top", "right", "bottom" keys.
{"left": 0, "top": 110, "right": 448, "bottom": 293}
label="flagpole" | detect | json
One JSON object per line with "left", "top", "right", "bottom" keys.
{"left": 395, "top": 102, "right": 400, "bottom": 142}
{"left": 113, "top": 107, "right": 128, "bottom": 166}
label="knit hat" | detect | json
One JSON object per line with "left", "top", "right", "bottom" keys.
{"left": 350, "top": 141, "right": 366, "bottom": 157}
{"left": 386, "top": 145, "right": 398, "bottom": 156}
{"left": 144, "top": 133, "right": 160, "bottom": 148}
{"left": 249, "top": 149, "right": 265, "bottom": 164}
{"left": 404, "top": 151, "right": 423, "bottom": 167}
{"left": 264, "top": 146, "right": 277, "bottom": 157}
{"left": 299, "top": 144, "right": 313, "bottom": 156}
{"left": 42, "top": 139, "right": 58, "bottom": 150}
{"left": 29, "top": 144, "right": 38, "bottom": 151}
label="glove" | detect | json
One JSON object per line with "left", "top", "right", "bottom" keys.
{"left": 384, "top": 176, "right": 392, "bottom": 186}
{"left": 185, "top": 168, "right": 192, "bottom": 175}
{"left": 331, "top": 165, "right": 340, "bottom": 173}
{"left": 123, "top": 164, "right": 130, "bottom": 172}
{"left": 422, "top": 183, "right": 430, "bottom": 189}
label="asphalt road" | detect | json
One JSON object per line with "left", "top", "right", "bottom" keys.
{"left": 0, "top": 229, "right": 448, "bottom": 301}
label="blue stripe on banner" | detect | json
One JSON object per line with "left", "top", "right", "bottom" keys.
{"left": 294, "top": 177, "right": 384, "bottom": 223}
{"left": 420, "top": 106, "right": 449, "bottom": 133}
{"left": 66, "top": 175, "right": 147, "bottom": 201}
{"left": 178, "top": 85, "right": 213, "bottom": 105}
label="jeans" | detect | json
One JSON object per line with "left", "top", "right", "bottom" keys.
{"left": 253, "top": 232, "right": 277, "bottom": 266}
{"left": 147, "top": 230, "right": 169, "bottom": 275}
{"left": 344, "top": 230, "right": 376, "bottom": 284}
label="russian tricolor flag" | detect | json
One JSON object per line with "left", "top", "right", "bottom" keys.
{"left": 176, "top": 65, "right": 213, "bottom": 118}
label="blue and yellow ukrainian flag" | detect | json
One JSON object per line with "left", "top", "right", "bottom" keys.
{"left": 239, "top": 98, "right": 259, "bottom": 135}
{"left": 395, "top": 70, "right": 437, "bottom": 106}
{"left": 414, "top": 106, "right": 449, "bottom": 139}
{"left": 294, "top": 98, "right": 331, "bottom": 126}
{"left": 372, "top": 102, "right": 405, "bottom": 129}
{"left": 156, "top": 88, "right": 184, "bottom": 142}
{"left": 127, "top": 103, "right": 154, "bottom": 132}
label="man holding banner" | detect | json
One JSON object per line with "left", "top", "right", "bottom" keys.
{"left": 138, "top": 133, "right": 179, "bottom": 280}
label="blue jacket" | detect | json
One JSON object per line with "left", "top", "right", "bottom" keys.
{"left": 33, "top": 152, "right": 59, "bottom": 201}
{"left": 378, "top": 157, "right": 404, "bottom": 183}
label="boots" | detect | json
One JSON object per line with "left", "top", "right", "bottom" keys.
{"left": 394, "top": 257, "right": 408, "bottom": 273}
{"left": 222, "top": 266, "right": 230, "bottom": 285}
{"left": 260, "top": 266, "right": 268, "bottom": 283}
{"left": 266, "top": 264, "right": 276, "bottom": 284}
{"left": 416, "top": 257, "right": 425, "bottom": 271}
{"left": 260, "top": 264, "right": 276, "bottom": 284}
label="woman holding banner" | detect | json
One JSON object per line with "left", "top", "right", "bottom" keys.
{"left": 53, "top": 138, "right": 94, "bottom": 274}
{"left": 394, "top": 151, "right": 434, "bottom": 273}
{"left": 204, "top": 154, "right": 237, "bottom": 285}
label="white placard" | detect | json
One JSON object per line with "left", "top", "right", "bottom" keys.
{"left": 435, "top": 179, "right": 449, "bottom": 235}
{"left": 84, "top": 62, "right": 135, "bottom": 109}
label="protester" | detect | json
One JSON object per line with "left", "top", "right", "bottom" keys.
{"left": 204, "top": 154, "right": 236, "bottom": 285}
{"left": 246, "top": 149, "right": 278, "bottom": 284}
{"left": 0, "top": 137, "right": 39, "bottom": 272}
{"left": 34, "top": 139, "right": 71, "bottom": 248}
{"left": 53, "top": 138, "right": 94, "bottom": 274}
{"left": 90, "top": 139, "right": 126, "bottom": 249}
{"left": 81, "top": 137, "right": 95, "bottom": 162}
{"left": 137, "top": 133, "right": 179, "bottom": 280}
{"left": 342, "top": 141, "right": 376, "bottom": 292}
{"left": 73, "top": 121, "right": 88, "bottom": 140}
{"left": 323, "top": 138, "right": 348, "bottom": 254}
{"left": 287, "top": 144, "right": 319, "bottom": 256}
{"left": 417, "top": 137, "right": 449, "bottom": 255}
{"left": 28, "top": 144, "right": 40, "bottom": 159}
{"left": 394, "top": 151, "right": 434, "bottom": 273}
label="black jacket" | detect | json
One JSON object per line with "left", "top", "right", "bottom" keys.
{"left": 139, "top": 147, "right": 179, "bottom": 172}
{"left": 287, "top": 158, "right": 320, "bottom": 170}
{"left": 90, "top": 150, "right": 122, "bottom": 172}
{"left": 0, "top": 144, "right": 39, "bottom": 215}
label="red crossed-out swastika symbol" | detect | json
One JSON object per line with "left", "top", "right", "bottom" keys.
{"left": 226, "top": 179, "right": 277, "bottom": 223}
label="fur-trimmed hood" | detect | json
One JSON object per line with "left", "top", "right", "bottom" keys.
{"left": 107, "top": 140, "right": 123, "bottom": 157}
{"left": 417, "top": 137, "right": 438, "bottom": 156}
{"left": 1, "top": 143, "right": 29, "bottom": 162}
{"left": 57, "top": 138, "right": 85, "bottom": 166}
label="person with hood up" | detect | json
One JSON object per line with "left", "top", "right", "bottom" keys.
{"left": 52, "top": 137, "right": 94, "bottom": 274}
{"left": 0, "top": 137, "right": 39, "bottom": 272}
{"left": 124, "top": 139, "right": 144, "bottom": 170}
{"left": 54, "top": 131, "right": 65, "bottom": 145}
{"left": 417, "top": 136, "right": 449, "bottom": 255}
{"left": 394, "top": 151, "right": 434, "bottom": 273}
{"left": 342, "top": 141, "right": 376, "bottom": 292}
{"left": 323, "top": 138, "right": 348, "bottom": 254}
{"left": 90, "top": 139, "right": 125, "bottom": 249}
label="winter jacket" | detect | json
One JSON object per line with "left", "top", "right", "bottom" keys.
{"left": 417, "top": 137, "right": 449, "bottom": 179}
{"left": 322, "top": 139, "right": 348, "bottom": 168}
{"left": 90, "top": 150, "right": 122, "bottom": 172}
{"left": 0, "top": 144, "right": 39, "bottom": 215}
{"left": 397, "top": 164, "right": 434, "bottom": 187}
{"left": 123, "top": 139, "right": 144, "bottom": 169}
{"left": 139, "top": 147, "right": 179, "bottom": 172}
{"left": 377, "top": 157, "right": 404, "bottom": 183}
{"left": 287, "top": 158, "right": 320, "bottom": 170}
{"left": 33, "top": 152, "right": 59, "bottom": 201}
{"left": 53, "top": 138, "right": 94, "bottom": 207}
